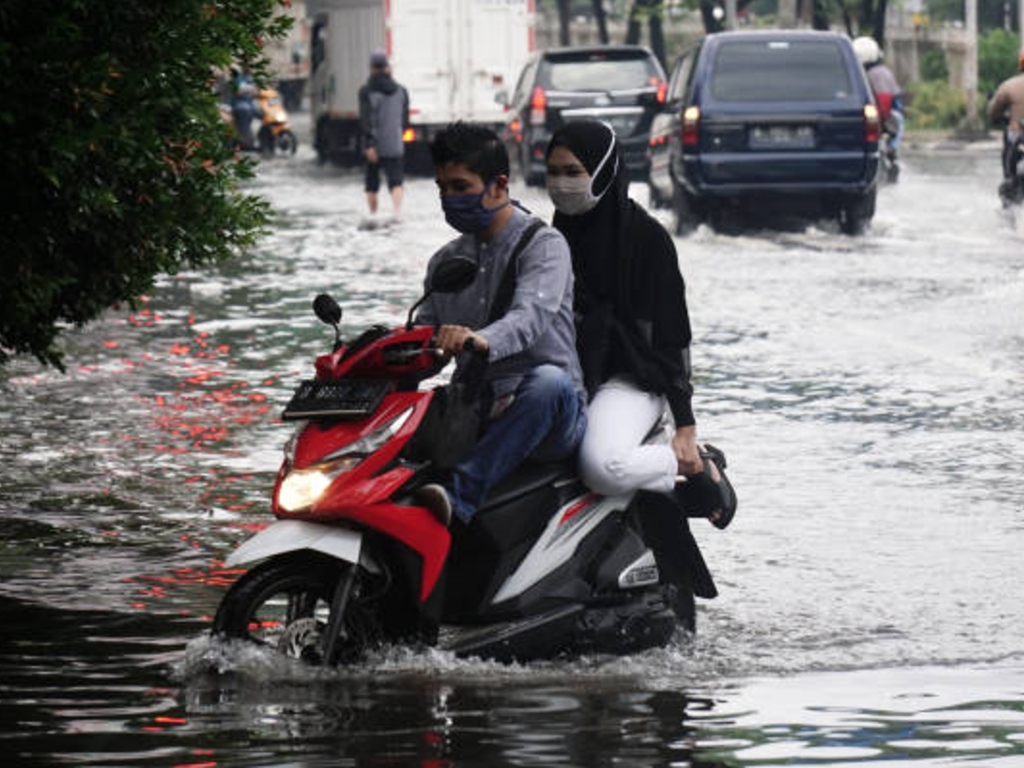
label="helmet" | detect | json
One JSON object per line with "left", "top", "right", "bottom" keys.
{"left": 853, "top": 36, "right": 881, "bottom": 66}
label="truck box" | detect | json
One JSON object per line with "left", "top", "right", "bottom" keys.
{"left": 308, "top": 0, "right": 535, "bottom": 170}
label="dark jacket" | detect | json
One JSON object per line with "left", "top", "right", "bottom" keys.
{"left": 555, "top": 152, "right": 695, "bottom": 428}
{"left": 358, "top": 72, "right": 410, "bottom": 158}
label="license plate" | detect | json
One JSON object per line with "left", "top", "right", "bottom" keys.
{"left": 282, "top": 379, "right": 389, "bottom": 420}
{"left": 749, "top": 125, "right": 815, "bottom": 149}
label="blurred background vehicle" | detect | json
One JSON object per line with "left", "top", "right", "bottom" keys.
{"left": 648, "top": 30, "right": 880, "bottom": 235}
{"left": 997, "top": 118, "right": 1024, "bottom": 206}
{"left": 257, "top": 89, "right": 299, "bottom": 156}
{"left": 501, "top": 45, "right": 667, "bottom": 186}
{"left": 308, "top": 0, "right": 533, "bottom": 173}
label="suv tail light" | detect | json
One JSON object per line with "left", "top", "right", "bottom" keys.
{"left": 530, "top": 86, "right": 547, "bottom": 126}
{"left": 650, "top": 76, "right": 668, "bottom": 104}
{"left": 682, "top": 106, "right": 701, "bottom": 147}
{"left": 863, "top": 104, "right": 880, "bottom": 144}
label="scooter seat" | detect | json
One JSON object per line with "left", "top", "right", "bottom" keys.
{"left": 479, "top": 457, "right": 577, "bottom": 512}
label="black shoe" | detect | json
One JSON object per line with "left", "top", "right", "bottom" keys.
{"left": 413, "top": 483, "right": 452, "bottom": 527}
{"left": 674, "top": 444, "right": 737, "bottom": 530}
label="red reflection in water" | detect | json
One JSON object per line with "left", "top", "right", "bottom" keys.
{"left": 92, "top": 308, "right": 288, "bottom": 613}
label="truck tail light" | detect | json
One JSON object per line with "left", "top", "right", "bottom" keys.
{"left": 682, "top": 106, "right": 700, "bottom": 147}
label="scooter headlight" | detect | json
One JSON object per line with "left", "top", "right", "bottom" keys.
{"left": 277, "top": 407, "right": 415, "bottom": 513}
{"left": 277, "top": 459, "right": 359, "bottom": 512}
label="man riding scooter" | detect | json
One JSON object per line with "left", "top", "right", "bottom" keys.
{"left": 412, "top": 122, "right": 588, "bottom": 528}
{"left": 987, "top": 48, "right": 1024, "bottom": 203}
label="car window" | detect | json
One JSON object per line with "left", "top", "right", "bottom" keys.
{"left": 513, "top": 60, "right": 537, "bottom": 104}
{"left": 709, "top": 40, "right": 854, "bottom": 102}
{"left": 541, "top": 56, "right": 661, "bottom": 92}
{"left": 669, "top": 50, "right": 696, "bottom": 103}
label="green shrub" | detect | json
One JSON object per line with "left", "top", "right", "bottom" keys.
{"left": 979, "top": 28, "right": 1020, "bottom": 102}
{"left": 906, "top": 80, "right": 966, "bottom": 129}
{"left": 920, "top": 47, "right": 949, "bottom": 82}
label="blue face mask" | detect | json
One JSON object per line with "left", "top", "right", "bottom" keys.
{"left": 441, "top": 180, "right": 510, "bottom": 234}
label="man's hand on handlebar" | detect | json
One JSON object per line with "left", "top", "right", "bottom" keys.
{"left": 434, "top": 324, "right": 489, "bottom": 360}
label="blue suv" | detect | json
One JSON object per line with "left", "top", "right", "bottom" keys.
{"left": 648, "top": 30, "right": 880, "bottom": 234}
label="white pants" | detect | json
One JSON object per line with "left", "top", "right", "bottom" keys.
{"left": 578, "top": 377, "right": 677, "bottom": 497}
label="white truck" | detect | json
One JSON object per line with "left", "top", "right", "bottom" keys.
{"left": 307, "top": 0, "right": 535, "bottom": 170}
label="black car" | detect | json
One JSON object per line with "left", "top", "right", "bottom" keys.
{"left": 501, "top": 45, "right": 668, "bottom": 186}
{"left": 648, "top": 30, "right": 880, "bottom": 234}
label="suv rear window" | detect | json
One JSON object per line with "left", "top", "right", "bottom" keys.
{"left": 541, "top": 53, "right": 661, "bottom": 92}
{"left": 710, "top": 40, "right": 853, "bottom": 102}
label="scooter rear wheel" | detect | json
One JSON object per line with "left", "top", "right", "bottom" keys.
{"left": 276, "top": 130, "right": 298, "bottom": 155}
{"left": 213, "top": 553, "right": 381, "bottom": 665}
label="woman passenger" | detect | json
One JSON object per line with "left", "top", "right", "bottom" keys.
{"left": 544, "top": 119, "right": 735, "bottom": 528}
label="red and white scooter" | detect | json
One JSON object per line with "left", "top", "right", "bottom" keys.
{"left": 213, "top": 258, "right": 718, "bottom": 664}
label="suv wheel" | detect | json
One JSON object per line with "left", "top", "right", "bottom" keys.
{"left": 672, "top": 180, "right": 700, "bottom": 236}
{"left": 839, "top": 188, "right": 876, "bottom": 235}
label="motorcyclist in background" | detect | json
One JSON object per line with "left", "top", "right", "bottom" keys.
{"left": 853, "top": 37, "right": 904, "bottom": 177}
{"left": 987, "top": 49, "right": 1024, "bottom": 186}
{"left": 230, "top": 67, "right": 261, "bottom": 152}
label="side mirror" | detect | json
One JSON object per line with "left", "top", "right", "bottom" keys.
{"left": 429, "top": 256, "right": 478, "bottom": 294}
{"left": 407, "top": 256, "right": 478, "bottom": 329}
{"left": 313, "top": 293, "right": 343, "bottom": 350}
{"left": 313, "top": 293, "right": 342, "bottom": 326}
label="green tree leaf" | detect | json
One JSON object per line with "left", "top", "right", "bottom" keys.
{"left": 0, "top": 0, "right": 290, "bottom": 370}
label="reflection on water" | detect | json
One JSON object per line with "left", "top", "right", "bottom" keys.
{"left": 1, "top": 142, "right": 1023, "bottom": 765}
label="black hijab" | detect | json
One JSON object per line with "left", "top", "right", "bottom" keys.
{"left": 546, "top": 120, "right": 693, "bottom": 418}
{"left": 546, "top": 120, "right": 633, "bottom": 315}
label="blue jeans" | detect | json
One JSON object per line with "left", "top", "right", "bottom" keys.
{"left": 448, "top": 364, "right": 586, "bottom": 524}
{"left": 886, "top": 109, "right": 905, "bottom": 153}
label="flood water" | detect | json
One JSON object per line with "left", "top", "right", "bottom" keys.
{"left": 2, "top": 136, "right": 1023, "bottom": 767}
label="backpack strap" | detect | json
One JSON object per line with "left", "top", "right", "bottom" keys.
{"left": 486, "top": 219, "right": 545, "bottom": 324}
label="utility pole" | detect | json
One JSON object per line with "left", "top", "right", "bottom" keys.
{"left": 958, "top": 0, "right": 986, "bottom": 137}
{"left": 778, "top": 0, "right": 797, "bottom": 27}
{"left": 725, "top": 0, "right": 737, "bottom": 29}
{"left": 966, "top": 0, "right": 978, "bottom": 121}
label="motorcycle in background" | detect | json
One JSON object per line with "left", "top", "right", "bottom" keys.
{"left": 998, "top": 121, "right": 1024, "bottom": 208}
{"left": 211, "top": 258, "right": 719, "bottom": 665}
{"left": 257, "top": 88, "right": 298, "bottom": 157}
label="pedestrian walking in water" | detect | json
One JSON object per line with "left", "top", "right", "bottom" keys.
{"left": 358, "top": 49, "right": 410, "bottom": 220}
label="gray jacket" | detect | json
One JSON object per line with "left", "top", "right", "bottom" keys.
{"left": 358, "top": 72, "right": 409, "bottom": 159}
{"left": 417, "top": 208, "right": 585, "bottom": 402}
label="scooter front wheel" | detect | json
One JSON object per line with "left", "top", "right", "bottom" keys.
{"left": 213, "top": 552, "right": 381, "bottom": 665}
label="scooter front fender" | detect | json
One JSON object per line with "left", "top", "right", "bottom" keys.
{"left": 225, "top": 519, "right": 363, "bottom": 568}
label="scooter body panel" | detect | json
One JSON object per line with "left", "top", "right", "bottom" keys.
{"left": 492, "top": 492, "right": 629, "bottom": 603}
{"left": 225, "top": 519, "right": 363, "bottom": 568}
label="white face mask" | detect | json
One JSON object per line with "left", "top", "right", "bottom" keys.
{"left": 547, "top": 175, "right": 600, "bottom": 215}
{"left": 546, "top": 127, "right": 619, "bottom": 216}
